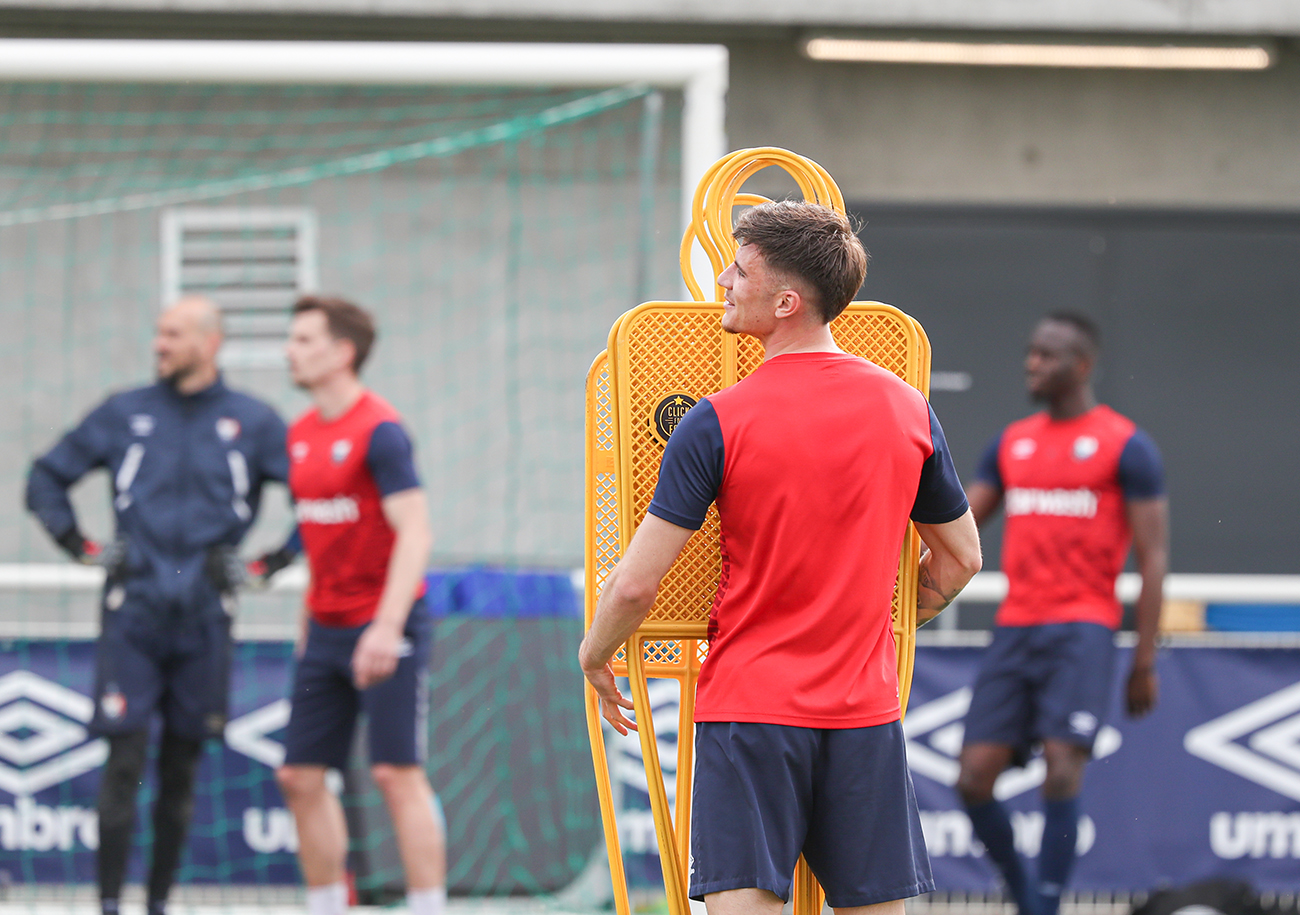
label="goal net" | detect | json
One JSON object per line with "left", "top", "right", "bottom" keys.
{"left": 0, "top": 41, "right": 723, "bottom": 908}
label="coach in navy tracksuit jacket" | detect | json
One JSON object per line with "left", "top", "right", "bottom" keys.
{"left": 25, "top": 297, "right": 291, "bottom": 915}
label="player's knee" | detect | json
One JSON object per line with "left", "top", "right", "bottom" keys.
{"left": 157, "top": 733, "right": 204, "bottom": 791}
{"left": 1041, "top": 743, "right": 1087, "bottom": 799}
{"left": 955, "top": 761, "right": 998, "bottom": 805}
{"left": 98, "top": 732, "right": 149, "bottom": 825}
{"left": 100, "top": 732, "right": 149, "bottom": 794}
{"left": 369, "top": 763, "right": 422, "bottom": 798}
{"left": 955, "top": 773, "right": 991, "bottom": 805}
{"left": 703, "top": 887, "right": 785, "bottom": 915}
{"left": 154, "top": 774, "right": 197, "bottom": 825}
{"left": 1041, "top": 765, "right": 1083, "bottom": 800}
{"left": 275, "top": 765, "right": 326, "bottom": 801}
{"left": 956, "top": 743, "right": 1013, "bottom": 805}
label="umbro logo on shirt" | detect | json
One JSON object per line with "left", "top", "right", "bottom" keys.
{"left": 129, "top": 414, "right": 154, "bottom": 437}
{"left": 291, "top": 442, "right": 309, "bottom": 463}
{"left": 1069, "top": 711, "right": 1099, "bottom": 736}
{"left": 331, "top": 440, "right": 352, "bottom": 463}
{"left": 1009, "top": 437, "right": 1037, "bottom": 460}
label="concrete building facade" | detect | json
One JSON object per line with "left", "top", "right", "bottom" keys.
{"left": 1, "top": 0, "right": 1295, "bottom": 580}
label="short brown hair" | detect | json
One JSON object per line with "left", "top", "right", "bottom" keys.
{"left": 292, "top": 295, "right": 376, "bottom": 373}
{"left": 733, "top": 200, "right": 868, "bottom": 323}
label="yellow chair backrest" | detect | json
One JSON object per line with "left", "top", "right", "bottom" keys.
{"left": 584, "top": 148, "right": 932, "bottom": 915}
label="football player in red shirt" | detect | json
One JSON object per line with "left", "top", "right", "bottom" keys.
{"left": 957, "top": 314, "right": 1168, "bottom": 915}
{"left": 581, "top": 201, "right": 982, "bottom": 915}
{"left": 275, "top": 297, "right": 446, "bottom": 915}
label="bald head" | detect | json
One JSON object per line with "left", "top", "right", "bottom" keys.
{"left": 154, "top": 296, "right": 223, "bottom": 394}
{"left": 170, "top": 295, "right": 222, "bottom": 335}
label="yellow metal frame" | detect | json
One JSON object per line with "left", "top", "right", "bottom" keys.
{"left": 584, "top": 148, "right": 933, "bottom": 915}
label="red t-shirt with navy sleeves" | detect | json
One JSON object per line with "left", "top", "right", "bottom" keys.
{"left": 977, "top": 405, "right": 1165, "bottom": 630}
{"left": 288, "top": 391, "right": 424, "bottom": 627}
{"left": 647, "top": 352, "right": 969, "bottom": 729}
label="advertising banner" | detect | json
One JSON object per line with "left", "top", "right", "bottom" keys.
{"left": 2, "top": 637, "right": 1297, "bottom": 891}
{"left": 907, "top": 643, "right": 1300, "bottom": 892}
{"left": 0, "top": 620, "right": 601, "bottom": 895}
{"left": 0, "top": 639, "right": 297, "bottom": 884}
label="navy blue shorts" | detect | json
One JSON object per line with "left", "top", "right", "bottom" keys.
{"left": 962, "top": 622, "right": 1117, "bottom": 763}
{"left": 282, "top": 603, "right": 432, "bottom": 770}
{"left": 90, "top": 592, "right": 233, "bottom": 741}
{"left": 689, "top": 720, "right": 934, "bottom": 907}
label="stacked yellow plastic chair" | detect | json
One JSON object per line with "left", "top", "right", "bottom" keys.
{"left": 584, "top": 148, "right": 932, "bottom": 915}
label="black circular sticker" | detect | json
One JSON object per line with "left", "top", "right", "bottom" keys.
{"left": 651, "top": 393, "right": 698, "bottom": 445}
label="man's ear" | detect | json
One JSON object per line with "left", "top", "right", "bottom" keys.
{"left": 201, "top": 330, "right": 223, "bottom": 363}
{"left": 1074, "top": 352, "right": 1096, "bottom": 383}
{"left": 335, "top": 337, "right": 359, "bottom": 373}
{"left": 774, "top": 288, "right": 803, "bottom": 320}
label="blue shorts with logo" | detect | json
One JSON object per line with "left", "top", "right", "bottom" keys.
{"left": 90, "top": 590, "right": 233, "bottom": 741}
{"left": 282, "top": 601, "right": 432, "bottom": 770}
{"left": 962, "top": 622, "right": 1117, "bottom": 764}
{"left": 689, "top": 720, "right": 934, "bottom": 907}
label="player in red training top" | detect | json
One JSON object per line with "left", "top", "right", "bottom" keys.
{"left": 956, "top": 314, "right": 1168, "bottom": 915}
{"left": 581, "top": 201, "right": 983, "bottom": 915}
{"left": 275, "top": 296, "right": 447, "bottom": 915}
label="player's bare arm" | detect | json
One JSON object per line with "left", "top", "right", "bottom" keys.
{"left": 1125, "top": 496, "right": 1168, "bottom": 717}
{"left": 965, "top": 480, "right": 1004, "bottom": 527}
{"left": 580, "top": 513, "right": 694, "bottom": 735}
{"left": 914, "top": 508, "right": 983, "bottom": 623}
{"left": 352, "top": 487, "right": 433, "bottom": 690}
{"left": 294, "top": 598, "right": 311, "bottom": 658}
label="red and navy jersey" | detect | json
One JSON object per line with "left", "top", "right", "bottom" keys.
{"left": 647, "top": 352, "right": 969, "bottom": 729}
{"left": 976, "top": 405, "right": 1164, "bottom": 629}
{"left": 288, "top": 391, "right": 423, "bottom": 627}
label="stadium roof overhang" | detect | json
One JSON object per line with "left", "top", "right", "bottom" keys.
{"left": 7, "top": 0, "right": 1300, "bottom": 37}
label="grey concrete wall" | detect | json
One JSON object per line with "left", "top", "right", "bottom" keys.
{"left": 1, "top": 14, "right": 1294, "bottom": 214}
{"left": 728, "top": 37, "right": 1300, "bottom": 209}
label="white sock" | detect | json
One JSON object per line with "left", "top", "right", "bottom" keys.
{"left": 306, "top": 881, "right": 348, "bottom": 915}
{"left": 407, "top": 886, "right": 447, "bottom": 915}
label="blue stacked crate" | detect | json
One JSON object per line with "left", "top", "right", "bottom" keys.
{"left": 1204, "top": 603, "right": 1300, "bottom": 631}
{"left": 423, "top": 566, "right": 580, "bottom": 618}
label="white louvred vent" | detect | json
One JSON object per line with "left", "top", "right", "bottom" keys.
{"left": 161, "top": 207, "right": 318, "bottom": 368}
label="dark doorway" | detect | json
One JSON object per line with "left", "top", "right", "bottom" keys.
{"left": 853, "top": 204, "right": 1300, "bottom": 576}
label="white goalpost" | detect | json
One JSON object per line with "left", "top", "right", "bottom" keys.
{"left": 0, "top": 38, "right": 727, "bottom": 241}
{"left": 0, "top": 37, "right": 728, "bottom": 619}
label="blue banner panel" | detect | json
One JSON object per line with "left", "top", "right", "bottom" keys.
{"left": 0, "top": 621, "right": 601, "bottom": 894}
{"left": 0, "top": 639, "right": 298, "bottom": 885}
{"left": 5, "top": 635, "right": 1297, "bottom": 891}
{"left": 907, "top": 644, "right": 1300, "bottom": 893}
